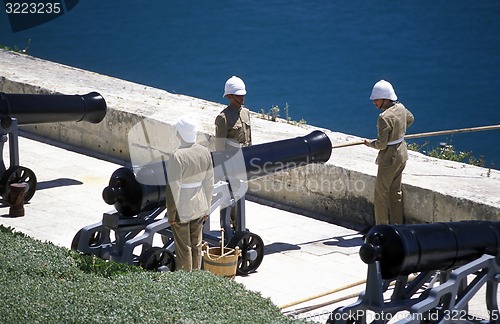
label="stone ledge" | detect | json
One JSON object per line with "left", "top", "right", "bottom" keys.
{"left": 1, "top": 49, "right": 498, "bottom": 229}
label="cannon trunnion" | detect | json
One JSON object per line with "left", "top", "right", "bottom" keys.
{"left": 0, "top": 92, "right": 107, "bottom": 202}
{"left": 72, "top": 131, "right": 333, "bottom": 275}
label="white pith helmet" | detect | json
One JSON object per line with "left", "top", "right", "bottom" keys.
{"left": 175, "top": 115, "right": 198, "bottom": 143}
{"left": 369, "top": 80, "right": 397, "bottom": 101}
{"left": 223, "top": 76, "right": 247, "bottom": 98}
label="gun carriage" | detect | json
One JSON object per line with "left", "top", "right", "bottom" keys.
{"left": 328, "top": 221, "right": 500, "bottom": 323}
{"left": 72, "top": 130, "right": 332, "bottom": 275}
{"left": 0, "top": 92, "right": 107, "bottom": 202}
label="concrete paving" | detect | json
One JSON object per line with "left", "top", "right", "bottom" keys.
{"left": 0, "top": 135, "right": 497, "bottom": 323}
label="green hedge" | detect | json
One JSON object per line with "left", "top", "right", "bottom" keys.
{"left": 0, "top": 226, "right": 305, "bottom": 323}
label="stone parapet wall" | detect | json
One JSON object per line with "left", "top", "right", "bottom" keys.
{"left": 1, "top": 49, "right": 498, "bottom": 229}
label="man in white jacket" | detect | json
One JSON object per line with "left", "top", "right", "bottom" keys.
{"left": 166, "top": 116, "right": 214, "bottom": 271}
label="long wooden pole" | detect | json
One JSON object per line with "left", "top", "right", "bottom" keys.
{"left": 278, "top": 278, "right": 366, "bottom": 310}
{"left": 282, "top": 274, "right": 418, "bottom": 316}
{"left": 332, "top": 124, "right": 500, "bottom": 149}
{"left": 282, "top": 292, "right": 361, "bottom": 316}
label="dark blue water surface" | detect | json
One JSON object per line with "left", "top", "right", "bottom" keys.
{"left": 1, "top": 1, "right": 499, "bottom": 167}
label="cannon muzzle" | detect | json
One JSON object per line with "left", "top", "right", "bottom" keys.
{"left": 359, "top": 221, "right": 500, "bottom": 279}
{"left": 0, "top": 92, "right": 107, "bottom": 124}
{"left": 103, "top": 130, "right": 332, "bottom": 217}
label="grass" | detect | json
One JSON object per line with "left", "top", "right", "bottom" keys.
{"left": 0, "top": 225, "right": 305, "bottom": 324}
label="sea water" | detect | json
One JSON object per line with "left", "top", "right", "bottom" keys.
{"left": 1, "top": 0, "right": 499, "bottom": 167}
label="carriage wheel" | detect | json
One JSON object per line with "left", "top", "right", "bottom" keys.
{"left": 0, "top": 166, "right": 37, "bottom": 202}
{"left": 71, "top": 228, "right": 108, "bottom": 252}
{"left": 140, "top": 247, "right": 176, "bottom": 272}
{"left": 227, "top": 231, "right": 264, "bottom": 275}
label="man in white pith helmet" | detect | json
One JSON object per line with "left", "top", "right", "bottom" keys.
{"left": 166, "top": 115, "right": 214, "bottom": 271}
{"left": 215, "top": 76, "right": 252, "bottom": 151}
{"left": 364, "top": 80, "right": 414, "bottom": 225}
{"left": 214, "top": 76, "right": 252, "bottom": 228}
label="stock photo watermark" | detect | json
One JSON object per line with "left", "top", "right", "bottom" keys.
{"left": 127, "top": 118, "right": 366, "bottom": 201}
{"left": 3, "top": 0, "right": 80, "bottom": 32}
{"left": 300, "top": 309, "right": 491, "bottom": 323}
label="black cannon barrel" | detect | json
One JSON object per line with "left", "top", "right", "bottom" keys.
{"left": 102, "top": 131, "right": 332, "bottom": 217}
{"left": 102, "top": 165, "right": 162, "bottom": 217}
{"left": 211, "top": 130, "right": 332, "bottom": 180}
{"left": 0, "top": 92, "right": 107, "bottom": 125}
{"left": 359, "top": 221, "right": 500, "bottom": 279}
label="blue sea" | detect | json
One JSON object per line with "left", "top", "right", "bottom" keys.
{"left": 1, "top": 1, "right": 499, "bottom": 168}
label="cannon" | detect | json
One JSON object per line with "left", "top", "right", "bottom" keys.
{"left": 328, "top": 221, "right": 500, "bottom": 323}
{"left": 0, "top": 92, "right": 107, "bottom": 202}
{"left": 72, "top": 130, "right": 332, "bottom": 275}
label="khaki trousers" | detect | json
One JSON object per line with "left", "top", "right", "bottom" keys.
{"left": 171, "top": 217, "right": 203, "bottom": 271}
{"left": 374, "top": 161, "right": 406, "bottom": 225}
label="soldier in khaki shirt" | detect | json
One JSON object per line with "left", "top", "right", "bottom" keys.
{"left": 215, "top": 76, "right": 252, "bottom": 151}
{"left": 166, "top": 116, "right": 214, "bottom": 271}
{"left": 364, "top": 80, "right": 414, "bottom": 225}
{"left": 214, "top": 76, "right": 252, "bottom": 228}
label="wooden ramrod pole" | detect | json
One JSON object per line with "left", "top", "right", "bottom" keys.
{"left": 332, "top": 124, "right": 500, "bottom": 149}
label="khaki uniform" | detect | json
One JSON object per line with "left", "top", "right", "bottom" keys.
{"left": 367, "top": 102, "right": 414, "bottom": 225}
{"left": 166, "top": 143, "right": 214, "bottom": 271}
{"left": 214, "top": 106, "right": 252, "bottom": 151}
{"left": 214, "top": 106, "right": 251, "bottom": 227}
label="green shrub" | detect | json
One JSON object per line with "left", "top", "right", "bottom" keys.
{"left": 0, "top": 39, "right": 31, "bottom": 54}
{"left": 72, "top": 252, "right": 143, "bottom": 278}
{"left": 408, "top": 141, "right": 485, "bottom": 168}
{"left": 0, "top": 225, "right": 305, "bottom": 323}
{"left": 259, "top": 103, "right": 307, "bottom": 126}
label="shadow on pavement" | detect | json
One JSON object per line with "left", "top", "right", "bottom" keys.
{"left": 36, "top": 178, "right": 83, "bottom": 190}
{"left": 322, "top": 234, "right": 363, "bottom": 248}
{"left": 265, "top": 242, "right": 301, "bottom": 255}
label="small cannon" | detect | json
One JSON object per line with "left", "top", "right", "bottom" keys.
{"left": 328, "top": 221, "right": 500, "bottom": 323}
{"left": 72, "top": 130, "right": 332, "bottom": 275}
{"left": 0, "top": 92, "right": 107, "bottom": 202}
